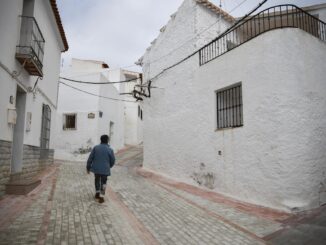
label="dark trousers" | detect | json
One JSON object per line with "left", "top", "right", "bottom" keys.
{"left": 94, "top": 174, "right": 108, "bottom": 193}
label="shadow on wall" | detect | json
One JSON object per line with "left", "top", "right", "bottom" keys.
{"left": 191, "top": 162, "right": 216, "bottom": 189}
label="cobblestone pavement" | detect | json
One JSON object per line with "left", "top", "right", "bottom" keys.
{"left": 1, "top": 146, "right": 325, "bottom": 244}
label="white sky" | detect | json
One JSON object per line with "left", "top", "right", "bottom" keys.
{"left": 57, "top": 0, "right": 326, "bottom": 72}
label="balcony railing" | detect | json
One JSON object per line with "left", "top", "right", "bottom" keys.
{"left": 199, "top": 5, "right": 326, "bottom": 66}
{"left": 16, "top": 16, "right": 45, "bottom": 76}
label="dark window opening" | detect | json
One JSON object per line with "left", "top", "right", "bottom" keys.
{"left": 63, "top": 114, "right": 76, "bottom": 130}
{"left": 216, "top": 83, "right": 243, "bottom": 129}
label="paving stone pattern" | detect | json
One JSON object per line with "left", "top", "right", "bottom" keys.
{"left": 110, "top": 152, "right": 264, "bottom": 245}
{"left": 45, "top": 161, "right": 143, "bottom": 245}
{"left": 160, "top": 184, "right": 282, "bottom": 237}
{"left": 0, "top": 146, "right": 270, "bottom": 244}
{"left": 0, "top": 185, "right": 51, "bottom": 244}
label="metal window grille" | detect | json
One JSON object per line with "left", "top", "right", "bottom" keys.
{"left": 41, "top": 104, "right": 51, "bottom": 149}
{"left": 216, "top": 83, "right": 243, "bottom": 129}
{"left": 64, "top": 114, "right": 76, "bottom": 130}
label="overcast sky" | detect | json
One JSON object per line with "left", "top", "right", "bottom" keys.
{"left": 57, "top": 0, "right": 326, "bottom": 72}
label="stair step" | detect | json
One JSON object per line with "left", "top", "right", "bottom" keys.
{"left": 6, "top": 179, "right": 41, "bottom": 195}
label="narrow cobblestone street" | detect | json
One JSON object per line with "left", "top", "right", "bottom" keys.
{"left": 0, "top": 146, "right": 325, "bottom": 245}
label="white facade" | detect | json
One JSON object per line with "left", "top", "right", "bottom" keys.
{"left": 54, "top": 59, "right": 124, "bottom": 160}
{"left": 105, "top": 68, "right": 143, "bottom": 145}
{"left": 140, "top": 0, "right": 326, "bottom": 212}
{"left": 0, "top": 0, "right": 66, "bottom": 170}
{"left": 54, "top": 59, "right": 142, "bottom": 161}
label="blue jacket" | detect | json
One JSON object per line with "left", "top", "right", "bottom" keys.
{"left": 86, "top": 143, "right": 115, "bottom": 176}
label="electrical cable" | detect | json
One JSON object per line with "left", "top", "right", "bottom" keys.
{"left": 229, "top": 0, "right": 249, "bottom": 14}
{"left": 142, "top": 0, "right": 248, "bottom": 67}
{"left": 148, "top": 0, "right": 268, "bottom": 82}
{"left": 59, "top": 76, "right": 140, "bottom": 85}
{"left": 59, "top": 81, "right": 137, "bottom": 103}
{"left": 144, "top": 7, "right": 233, "bottom": 66}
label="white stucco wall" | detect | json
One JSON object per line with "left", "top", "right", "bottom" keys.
{"left": 54, "top": 62, "right": 126, "bottom": 160}
{"left": 98, "top": 74, "right": 125, "bottom": 151}
{"left": 124, "top": 103, "right": 140, "bottom": 145}
{"left": 0, "top": 0, "right": 64, "bottom": 148}
{"left": 142, "top": 0, "right": 231, "bottom": 79}
{"left": 143, "top": 27, "right": 326, "bottom": 212}
{"left": 57, "top": 73, "right": 101, "bottom": 112}
{"left": 105, "top": 69, "right": 143, "bottom": 146}
{"left": 54, "top": 111, "right": 99, "bottom": 161}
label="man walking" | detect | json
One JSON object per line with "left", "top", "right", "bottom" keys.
{"left": 87, "top": 135, "right": 115, "bottom": 203}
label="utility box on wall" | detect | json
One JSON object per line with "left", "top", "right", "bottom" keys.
{"left": 7, "top": 108, "right": 17, "bottom": 125}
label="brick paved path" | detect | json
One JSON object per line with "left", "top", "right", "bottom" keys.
{"left": 1, "top": 146, "right": 324, "bottom": 244}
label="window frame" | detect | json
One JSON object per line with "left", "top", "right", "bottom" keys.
{"left": 63, "top": 113, "right": 77, "bottom": 130}
{"left": 40, "top": 104, "right": 51, "bottom": 149}
{"left": 215, "top": 82, "right": 243, "bottom": 130}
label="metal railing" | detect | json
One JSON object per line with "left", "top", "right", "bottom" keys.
{"left": 16, "top": 16, "right": 45, "bottom": 72}
{"left": 199, "top": 5, "right": 326, "bottom": 66}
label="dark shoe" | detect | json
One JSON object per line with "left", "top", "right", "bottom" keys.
{"left": 95, "top": 193, "right": 100, "bottom": 199}
{"left": 98, "top": 197, "right": 104, "bottom": 203}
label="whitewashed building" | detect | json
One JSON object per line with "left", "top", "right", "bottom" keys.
{"left": 54, "top": 59, "right": 142, "bottom": 161}
{"left": 108, "top": 68, "right": 143, "bottom": 146}
{"left": 0, "top": 0, "right": 68, "bottom": 195}
{"left": 138, "top": 0, "right": 326, "bottom": 212}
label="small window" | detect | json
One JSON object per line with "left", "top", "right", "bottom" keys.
{"left": 63, "top": 114, "right": 76, "bottom": 130}
{"left": 140, "top": 110, "right": 143, "bottom": 120}
{"left": 216, "top": 83, "right": 243, "bottom": 129}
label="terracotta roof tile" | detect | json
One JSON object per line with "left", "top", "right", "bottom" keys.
{"left": 196, "top": 0, "right": 235, "bottom": 22}
{"left": 49, "top": 0, "right": 69, "bottom": 51}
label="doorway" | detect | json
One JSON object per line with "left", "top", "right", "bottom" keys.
{"left": 109, "top": 121, "right": 114, "bottom": 145}
{"left": 11, "top": 86, "right": 27, "bottom": 173}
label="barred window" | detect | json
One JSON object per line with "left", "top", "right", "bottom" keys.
{"left": 63, "top": 114, "right": 77, "bottom": 130}
{"left": 216, "top": 83, "right": 243, "bottom": 129}
{"left": 41, "top": 104, "right": 51, "bottom": 149}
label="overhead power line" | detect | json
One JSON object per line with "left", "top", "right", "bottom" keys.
{"left": 149, "top": 0, "right": 268, "bottom": 82}
{"left": 59, "top": 81, "right": 136, "bottom": 103}
{"left": 142, "top": 0, "right": 249, "bottom": 67}
{"left": 60, "top": 76, "right": 141, "bottom": 85}
{"left": 229, "top": 0, "right": 249, "bottom": 14}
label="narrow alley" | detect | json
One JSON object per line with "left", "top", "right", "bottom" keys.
{"left": 0, "top": 146, "right": 325, "bottom": 245}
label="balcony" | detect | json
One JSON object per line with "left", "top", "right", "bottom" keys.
{"left": 16, "top": 16, "right": 45, "bottom": 77}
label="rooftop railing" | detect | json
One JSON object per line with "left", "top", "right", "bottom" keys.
{"left": 16, "top": 16, "right": 45, "bottom": 76}
{"left": 199, "top": 5, "right": 326, "bottom": 66}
